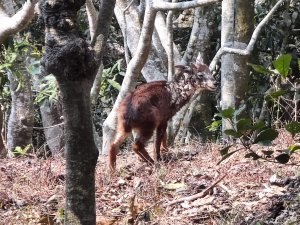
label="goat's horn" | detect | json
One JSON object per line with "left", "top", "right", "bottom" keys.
{"left": 196, "top": 53, "right": 204, "bottom": 64}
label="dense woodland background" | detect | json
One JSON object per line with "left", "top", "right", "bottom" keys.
{"left": 0, "top": 0, "right": 300, "bottom": 224}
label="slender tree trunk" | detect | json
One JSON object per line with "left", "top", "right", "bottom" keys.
{"left": 7, "top": 71, "right": 34, "bottom": 154}
{"left": 40, "top": 100, "right": 64, "bottom": 155}
{"left": 221, "top": 0, "right": 254, "bottom": 134}
{"left": 114, "top": 0, "right": 166, "bottom": 82}
{"left": 0, "top": 105, "right": 6, "bottom": 157}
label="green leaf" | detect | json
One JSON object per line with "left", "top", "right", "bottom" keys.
{"left": 285, "top": 121, "right": 300, "bottom": 137}
{"left": 261, "top": 150, "right": 274, "bottom": 156}
{"left": 217, "top": 149, "right": 239, "bottom": 165}
{"left": 245, "top": 152, "right": 260, "bottom": 160}
{"left": 289, "top": 144, "right": 300, "bottom": 152}
{"left": 224, "top": 129, "right": 242, "bottom": 138}
{"left": 275, "top": 153, "right": 290, "bottom": 164}
{"left": 207, "top": 120, "right": 221, "bottom": 132}
{"left": 266, "top": 89, "right": 289, "bottom": 101}
{"left": 272, "top": 54, "right": 292, "bottom": 77}
{"left": 107, "top": 79, "right": 121, "bottom": 91}
{"left": 253, "top": 128, "right": 278, "bottom": 145}
{"left": 220, "top": 107, "right": 235, "bottom": 119}
{"left": 237, "top": 118, "right": 253, "bottom": 132}
{"left": 248, "top": 63, "right": 271, "bottom": 74}
{"left": 219, "top": 145, "right": 233, "bottom": 156}
{"left": 253, "top": 121, "right": 266, "bottom": 130}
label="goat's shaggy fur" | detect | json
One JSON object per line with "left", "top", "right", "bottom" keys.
{"left": 109, "top": 61, "right": 217, "bottom": 171}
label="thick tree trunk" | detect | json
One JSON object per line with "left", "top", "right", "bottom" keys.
{"left": 39, "top": 0, "right": 116, "bottom": 224}
{"left": 7, "top": 71, "right": 34, "bottom": 154}
{"left": 221, "top": 0, "right": 254, "bottom": 134}
{"left": 60, "top": 80, "right": 98, "bottom": 225}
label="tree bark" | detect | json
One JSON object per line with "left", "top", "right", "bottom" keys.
{"left": 0, "top": 0, "right": 38, "bottom": 43}
{"left": 39, "top": 0, "right": 115, "bottom": 224}
{"left": 7, "top": 71, "right": 34, "bottom": 154}
{"left": 0, "top": 105, "right": 6, "bottom": 158}
{"left": 221, "top": 0, "right": 254, "bottom": 134}
{"left": 40, "top": 100, "right": 64, "bottom": 155}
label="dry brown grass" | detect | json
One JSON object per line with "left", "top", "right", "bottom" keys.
{"left": 1, "top": 132, "right": 300, "bottom": 225}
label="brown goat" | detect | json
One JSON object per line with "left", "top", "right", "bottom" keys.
{"left": 109, "top": 60, "right": 217, "bottom": 171}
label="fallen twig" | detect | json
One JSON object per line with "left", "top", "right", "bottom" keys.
{"left": 134, "top": 200, "right": 164, "bottom": 225}
{"left": 164, "top": 173, "right": 228, "bottom": 206}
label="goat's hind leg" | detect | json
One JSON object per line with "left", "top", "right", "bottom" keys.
{"left": 154, "top": 122, "right": 168, "bottom": 161}
{"left": 132, "top": 130, "right": 155, "bottom": 165}
{"left": 109, "top": 131, "right": 130, "bottom": 171}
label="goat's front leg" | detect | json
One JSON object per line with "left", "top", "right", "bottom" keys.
{"left": 154, "top": 123, "right": 168, "bottom": 161}
{"left": 109, "top": 132, "right": 129, "bottom": 171}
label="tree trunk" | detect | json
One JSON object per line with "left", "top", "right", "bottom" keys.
{"left": 39, "top": 0, "right": 115, "bottom": 224}
{"left": 0, "top": 105, "right": 6, "bottom": 157}
{"left": 114, "top": 0, "right": 166, "bottom": 82}
{"left": 221, "top": 0, "right": 254, "bottom": 134}
{"left": 40, "top": 100, "right": 64, "bottom": 155}
{"left": 7, "top": 71, "right": 34, "bottom": 154}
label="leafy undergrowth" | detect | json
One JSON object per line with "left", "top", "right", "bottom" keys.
{"left": 1, "top": 131, "right": 300, "bottom": 225}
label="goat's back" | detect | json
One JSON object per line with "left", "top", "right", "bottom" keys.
{"left": 118, "top": 81, "right": 173, "bottom": 131}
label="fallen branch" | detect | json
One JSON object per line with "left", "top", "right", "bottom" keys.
{"left": 164, "top": 173, "right": 227, "bottom": 206}
{"left": 134, "top": 200, "right": 164, "bottom": 225}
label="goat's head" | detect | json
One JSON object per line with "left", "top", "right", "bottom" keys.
{"left": 174, "top": 62, "right": 217, "bottom": 93}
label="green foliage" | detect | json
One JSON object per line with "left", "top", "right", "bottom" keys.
{"left": 12, "top": 144, "right": 32, "bottom": 157}
{"left": 1, "top": 39, "right": 42, "bottom": 92}
{"left": 272, "top": 54, "right": 292, "bottom": 77}
{"left": 98, "top": 59, "right": 124, "bottom": 114}
{"left": 34, "top": 75, "right": 58, "bottom": 105}
{"left": 207, "top": 120, "right": 222, "bottom": 132}
{"left": 285, "top": 121, "right": 300, "bottom": 138}
{"left": 248, "top": 54, "right": 292, "bottom": 78}
{"left": 215, "top": 107, "right": 300, "bottom": 165}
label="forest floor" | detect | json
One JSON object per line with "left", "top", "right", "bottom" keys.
{"left": 1, "top": 129, "right": 300, "bottom": 225}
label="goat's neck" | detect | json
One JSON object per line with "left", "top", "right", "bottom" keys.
{"left": 166, "top": 79, "right": 195, "bottom": 112}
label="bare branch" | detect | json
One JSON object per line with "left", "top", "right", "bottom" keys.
{"left": 164, "top": 173, "right": 227, "bottom": 206}
{"left": 154, "top": 12, "right": 181, "bottom": 64}
{"left": 181, "top": 7, "right": 201, "bottom": 65}
{"left": 153, "top": 0, "right": 221, "bottom": 11}
{"left": 86, "top": 0, "right": 98, "bottom": 41}
{"left": 0, "top": 0, "right": 39, "bottom": 43}
{"left": 209, "top": 0, "right": 287, "bottom": 70}
{"left": 166, "top": 0, "right": 178, "bottom": 81}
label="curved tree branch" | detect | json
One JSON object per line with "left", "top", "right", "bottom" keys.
{"left": 153, "top": 0, "right": 221, "bottom": 11}
{"left": 0, "top": 0, "right": 39, "bottom": 43}
{"left": 209, "top": 0, "right": 287, "bottom": 70}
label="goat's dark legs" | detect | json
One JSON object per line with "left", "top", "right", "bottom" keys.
{"left": 132, "top": 129, "right": 154, "bottom": 165}
{"left": 109, "top": 131, "right": 130, "bottom": 171}
{"left": 154, "top": 122, "right": 168, "bottom": 161}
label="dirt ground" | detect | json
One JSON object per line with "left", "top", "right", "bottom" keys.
{"left": 1, "top": 131, "right": 300, "bottom": 225}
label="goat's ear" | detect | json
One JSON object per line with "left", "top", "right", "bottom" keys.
{"left": 174, "top": 65, "right": 185, "bottom": 79}
{"left": 174, "top": 65, "right": 186, "bottom": 71}
{"left": 192, "top": 62, "right": 210, "bottom": 73}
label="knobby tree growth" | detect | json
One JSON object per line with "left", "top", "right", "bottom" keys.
{"left": 39, "top": 0, "right": 115, "bottom": 224}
